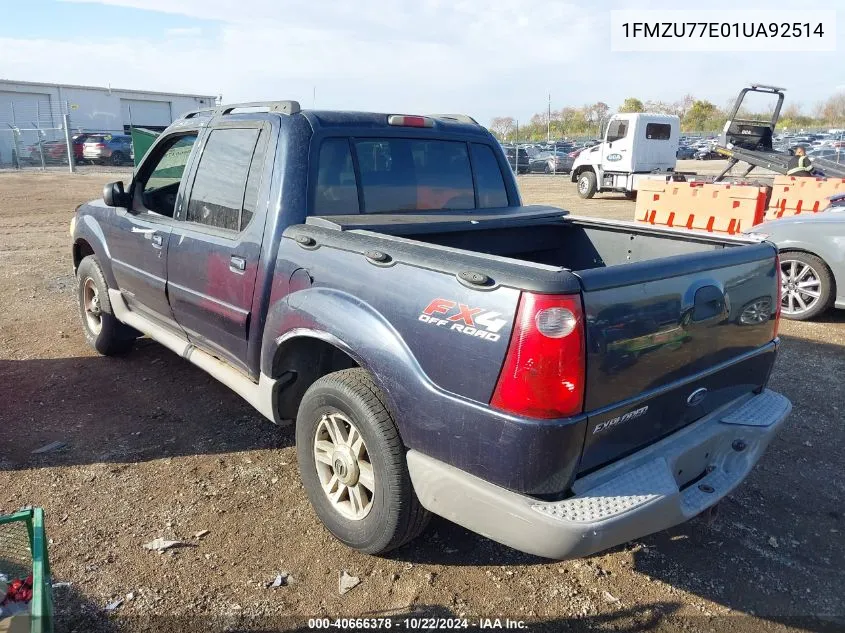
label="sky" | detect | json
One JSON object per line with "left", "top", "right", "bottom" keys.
{"left": 0, "top": 0, "right": 842, "bottom": 125}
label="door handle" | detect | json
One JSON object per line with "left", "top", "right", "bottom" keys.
{"left": 151, "top": 233, "right": 163, "bottom": 248}
{"left": 230, "top": 255, "right": 246, "bottom": 273}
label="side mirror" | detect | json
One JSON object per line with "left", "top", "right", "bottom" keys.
{"left": 103, "top": 181, "right": 129, "bottom": 208}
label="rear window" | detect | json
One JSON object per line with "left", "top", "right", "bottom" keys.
{"left": 313, "top": 138, "right": 509, "bottom": 214}
{"left": 645, "top": 123, "right": 672, "bottom": 140}
{"left": 471, "top": 143, "right": 508, "bottom": 208}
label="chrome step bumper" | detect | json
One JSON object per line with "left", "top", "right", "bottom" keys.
{"left": 407, "top": 389, "right": 791, "bottom": 560}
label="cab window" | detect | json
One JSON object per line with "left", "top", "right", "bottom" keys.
{"left": 134, "top": 133, "right": 198, "bottom": 217}
{"left": 606, "top": 120, "right": 629, "bottom": 143}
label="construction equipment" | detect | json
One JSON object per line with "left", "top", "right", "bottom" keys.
{"left": 713, "top": 84, "right": 845, "bottom": 181}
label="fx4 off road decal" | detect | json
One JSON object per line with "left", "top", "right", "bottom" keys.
{"left": 419, "top": 298, "right": 507, "bottom": 342}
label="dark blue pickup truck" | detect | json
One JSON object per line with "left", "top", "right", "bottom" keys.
{"left": 70, "top": 101, "right": 791, "bottom": 559}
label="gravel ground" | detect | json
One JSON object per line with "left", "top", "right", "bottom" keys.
{"left": 0, "top": 164, "right": 843, "bottom": 633}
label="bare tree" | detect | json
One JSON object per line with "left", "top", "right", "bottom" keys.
{"left": 821, "top": 93, "right": 845, "bottom": 126}
{"left": 489, "top": 116, "right": 515, "bottom": 140}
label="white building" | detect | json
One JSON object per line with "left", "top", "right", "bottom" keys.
{"left": 0, "top": 79, "right": 216, "bottom": 165}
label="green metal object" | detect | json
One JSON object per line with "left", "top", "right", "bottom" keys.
{"left": 130, "top": 127, "right": 161, "bottom": 168}
{"left": 0, "top": 508, "right": 53, "bottom": 633}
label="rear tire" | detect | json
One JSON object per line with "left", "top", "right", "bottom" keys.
{"left": 110, "top": 151, "right": 124, "bottom": 166}
{"left": 76, "top": 255, "right": 137, "bottom": 355}
{"left": 577, "top": 171, "right": 597, "bottom": 199}
{"left": 296, "top": 368, "right": 430, "bottom": 554}
{"left": 779, "top": 252, "right": 834, "bottom": 321}
{"left": 625, "top": 190, "right": 637, "bottom": 201}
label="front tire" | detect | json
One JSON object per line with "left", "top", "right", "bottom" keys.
{"left": 76, "top": 255, "right": 136, "bottom": 355}
{"left": 577, "top": 171, "right": 597, "bottom": 199}
{"left": 779, "top": 252, "right": 834, "bottom": 320}
{"left": 296, "top": 368, "right": 430, "bottom": 554}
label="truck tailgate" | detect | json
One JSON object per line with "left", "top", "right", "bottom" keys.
{"left": 575, "top": 242, "right": 779, "bottom": 474}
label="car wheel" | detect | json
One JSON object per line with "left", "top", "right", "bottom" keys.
{"left": 624, "top": 191, "right": 637, "bottom": 201}
{"left": 779, "top": 252, "right": 834, "bottom": 320}
{"left": 296, "top": 368, "right": 430, "bottom": 554}
{"left": 110, "top": 151, "right": 125, "bottom": 166}
{"left": 577, "top": 171, "right": 597, "bottom": 199}
{"left": 76, "top": 255, "right": 137, "bottom": 355}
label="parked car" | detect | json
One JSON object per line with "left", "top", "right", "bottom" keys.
{"left": 82, "top": 134, "right": 133, "bottom": 165}
{"left": 71, "top": 101, "right": 790, "bottom": 560}
{"left": 676, "top": 146, "right": 697, "bottom": 159}
{"left": 528, "top": 150, "right": 574, "bottom": 173}
{"left": 71, "top": 133, "right": 104, "bottom": 164}
{"left": 808, "top": 148, "right": 845, "bottom": 162}
{"left": 694, "top": 148, "right": 722, "bottom": 160}
{"left": 503, "top": 146, "right": 530, "bottom": 173}
{"left": 26, "top": 140, "right": 69, "bottom": 164}
{"left": 747, "top": 200, "right": 845, "bottom": 320}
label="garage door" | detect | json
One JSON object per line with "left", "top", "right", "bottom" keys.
{"left": 0, "top": 91, "right": 54, "bottom": 166}
{"left": 120, "top": 99, "right": 172, "bottom": 129}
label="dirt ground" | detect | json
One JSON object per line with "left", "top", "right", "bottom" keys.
{"left": 0, "top": 165, "right": 843, "bottom": 633}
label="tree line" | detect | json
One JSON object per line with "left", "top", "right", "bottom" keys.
{"left": 490, "top": 93, "right": 845, "bottom": 142}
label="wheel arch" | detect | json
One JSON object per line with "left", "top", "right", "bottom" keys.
{"left": 778, "top": 247, "right": 838, "bottom": 298}
{"left": 270, "top": 331, "right": 363, "bottom": 423}
{"left": 72, "top": 214, "right": 119, "bottom": 288}
{"left": 262, "top": 287, "right": 426, "bottom": 437}
{"left": 72, "top": 238, "right": 95, "bottom": 272}
{"left": 571, "top": 164, "right": 595, "bottom": 182}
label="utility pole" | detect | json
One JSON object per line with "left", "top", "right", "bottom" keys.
{"left": 547, "top": 93, "right": 551, "bottom": 143}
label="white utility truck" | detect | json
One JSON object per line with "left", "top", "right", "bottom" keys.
{"left": 570, "top": 113, "right": 680, "bottom": 199}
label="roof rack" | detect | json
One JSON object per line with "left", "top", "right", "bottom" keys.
{"left": 428, "top": 113, "right": 479, "bottom": 125}
{"left": 218, "top": 100, "right": 301, "bottom": 115}
{"left": 183, "top": 107, "right": 216, "bottom": 119}
{"left": 182, "top": 100, "right": 301, "bottom": 120}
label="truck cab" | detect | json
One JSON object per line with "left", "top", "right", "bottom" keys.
{"left": 570, "top": 113, "right": 680, "bottom": 199}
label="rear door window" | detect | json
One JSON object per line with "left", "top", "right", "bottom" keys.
{"left": 185, "top": 128, "right": 261, "bottom": 232}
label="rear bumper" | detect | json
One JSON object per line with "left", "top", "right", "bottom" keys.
{"left": 407, "top": 389, "right": 791, "bottom": 560}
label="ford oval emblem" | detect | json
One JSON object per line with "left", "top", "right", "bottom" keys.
{"left": 687, "top": 387, "right": 708, "bottom": 407}
{"left": 607, "top": 153, "right": 623, "bottom": 162}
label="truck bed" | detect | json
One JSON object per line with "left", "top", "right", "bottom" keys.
{"left": 296, "top": 209, "right": 779, "bottom": 476}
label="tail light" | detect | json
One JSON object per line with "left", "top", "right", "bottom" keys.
{"left": 94, "top": 143, "right": 106, "bottom": 149}
{"left": 773, "top": 253, "right": 782, "bottom": 338}
{"left": 491, "top": 292, "right": 585, "bottom": 419}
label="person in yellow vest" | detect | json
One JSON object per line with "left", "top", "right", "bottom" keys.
{"left": 787, "top": 146, "right": 813, "bottom": 177}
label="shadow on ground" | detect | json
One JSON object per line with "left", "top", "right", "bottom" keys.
{"left": 0, "top": 341, "right": 291, "bottom": 471}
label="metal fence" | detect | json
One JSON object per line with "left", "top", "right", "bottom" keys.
{"left": 0, "top": 99, "right": 75, "bottom": 171}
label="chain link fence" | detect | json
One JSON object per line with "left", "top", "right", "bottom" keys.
{"left": 0, "top": 99, "right": 77, "bottom": 171}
